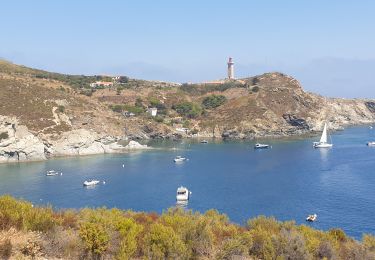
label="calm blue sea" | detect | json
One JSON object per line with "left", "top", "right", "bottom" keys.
{"left": 0, "top": 126, "right": 374, "bottom": 239}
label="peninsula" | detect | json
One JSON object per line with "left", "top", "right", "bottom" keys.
{"left": 1, "top": 59, "right": 374, "bottom": 163}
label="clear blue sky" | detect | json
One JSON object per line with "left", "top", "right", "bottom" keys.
{"left": 1, "top": 0, "right": 375, "bottom": 98}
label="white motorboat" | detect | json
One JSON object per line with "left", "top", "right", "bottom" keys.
{"left": 174, "top": 156, "right": 188, "bottom": 163}
{"left": 254, "top": 143, "right": 270, "bottom": 149}
{"left": 83, "top": 179, "right": 100, "bottom": 186}
{"left": 200, "top": 140, "right": 208, "bottom": 144}
{"left": 313, "top": 122, "right": 333, "bottom": 148}
{"left": 306, "top": 214, "right": 317, "bottom": 222}
{"left": 176, "top": 186, "right": 191, "bottom": 201}
{"left": 46, "top": 170, "right": 61, "bottom": 176}
{"left": 367, "top": 141, "right": 375, "bottom": 146}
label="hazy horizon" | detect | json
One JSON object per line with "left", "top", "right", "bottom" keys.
{"left": 1, "top": 0, "right": 374, "bottom": 98}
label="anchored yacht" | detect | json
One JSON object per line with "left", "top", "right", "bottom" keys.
{"left": 176, "top": 186, "right": 191, "bottom": 201}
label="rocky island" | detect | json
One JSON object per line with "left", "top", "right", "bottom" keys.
{"left": 0, "top": 60, "right": 374, "bottom": 163}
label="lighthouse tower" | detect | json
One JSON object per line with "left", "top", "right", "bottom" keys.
{"left": 227, "top": 57, "right": 234, "bottom": 79}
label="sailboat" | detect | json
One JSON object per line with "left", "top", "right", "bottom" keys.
{"left": 313, "top": 122, "right": 333, "bottom": 148}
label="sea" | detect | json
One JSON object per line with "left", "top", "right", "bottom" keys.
{"left": 0, "top": 126, "right": 374, "bottom": 239}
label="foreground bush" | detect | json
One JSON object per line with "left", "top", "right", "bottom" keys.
{"left": 0, "top": 195, "right": 374, "bottom": 259}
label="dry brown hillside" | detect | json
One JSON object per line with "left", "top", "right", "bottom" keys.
{"left": 1, "top": 60, "right": 374, "bottom": 140}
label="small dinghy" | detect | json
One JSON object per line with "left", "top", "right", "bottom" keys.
{"left": 174, "top": 156, "right": 188, "bottom": 163}
{"left": 46, "top": 170, "right": 61, "bottom": 176}
{"left": 83, "top": 179, "right": 100, "bottom": 186}
{"left": 367, "top": 141, "right": 375, "bottom": 146}
{"left": 306, "top": 214, "right": 317, "bottom": 222}
{"left": 200, "top": 140, "right": 208, "bottom": 144}
{"left": 176, "top": 186, "right": 191, "bottom": 201}
{"left": 254, "top": 143, "right": 270, "bottom": 149}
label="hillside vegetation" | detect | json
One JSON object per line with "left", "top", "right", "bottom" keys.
{"left": 1, "top": 59, "right": 374, "bottom": 142}
{"left": 0, "top": 195, "right": 374, "bottom": 259}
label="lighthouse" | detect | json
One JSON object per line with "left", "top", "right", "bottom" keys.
{"left": 227, "top": 57, "right": 234, "bottom": 79}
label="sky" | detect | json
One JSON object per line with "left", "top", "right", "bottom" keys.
{"left": 1, "top": 0, "right": 374, "bottom": 98}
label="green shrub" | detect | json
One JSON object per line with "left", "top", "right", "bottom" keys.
{"left": 79, "top": 222, "right": 109, "bottom": 258}
{"left": 153, "top": 116, "right": 164, "bottom": 123}
{"left": 173, "top": 102, "right": 202, "bottom": 118}
{"left": 248, "top": 228, "right": 275, "bottom": 260}
{"left": 275, "top": 229, "right": 311, "bottom": 260}
{"left": 109, "top": 104, "right": 124, "bottom": 113}
{"left": 116, "top": 218, "right": 143, "bottom": 260}
{"left": 252, "top": 86, "right": 260, "bottom": 92}
{"left": 148, "top": 97, "right": 160, "bottom": 107}
{"left": 216, "top": 233, "right": 252, "bottom": 259}
{"left": 328, "top": 228, "right": 347, "bottom": 243}
{"left": 0, "top": 195, "right": 56, "bottom": 232}
{"left": 363, "top": 233, "right": 375, "bottom": 251}
{"left": 124, "top": 105, "right": 144, "bottom": 115}
{"left": 144, "top": 223, "right": 187, "bottom": 259}
{"left": 202, "top": 95, "right": 227, "bottom": 109}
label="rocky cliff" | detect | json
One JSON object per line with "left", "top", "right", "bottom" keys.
{"left": 0, "top": 116, "right": 149, "bottom": 163}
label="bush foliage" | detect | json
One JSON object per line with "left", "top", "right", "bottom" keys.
{"left": 173, "top": 102, "right": 202, "bottom": 118}
{"left": 0, "top": 195, "right": 374, "bottom": 259}
{"left": 202, "top": 94, "right": 227, "bottom": 109}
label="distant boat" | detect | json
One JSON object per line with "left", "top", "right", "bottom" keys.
{"left": 254, "top": 143, "right": 270, "bottom": 149}
{"left": 200, "top": 140, "right": 208, "bottom": 144}
{"left": 46, "top": 170, "right": 61, "bottom": 176}
{"left": 176, "top": 186, "right": 191, "bottom": 201}
{"left": 174, "top": 156, "right": 188, "bottom": 163}
{"left": 367, "top": 141, "right": 375, "bottom": 146}
{"left": 83, "top": 180, "right": 100, "bottom": 186}
{"left": 370, "top": 126, "right": 373, "bottom": 129}
{"left": 313, "top": 122, "right": 333, "bottom": 148}
{"left": 306, "top": 214, "right": 317, "bottom": 222}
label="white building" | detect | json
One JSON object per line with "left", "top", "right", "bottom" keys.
{"left": 90, "top": 81, "right": 114, "bottom": 88}
{"left": 148, "top": 107, "right": 158, "bottom": 117}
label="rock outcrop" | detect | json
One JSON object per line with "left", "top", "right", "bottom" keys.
{"left": 0, "top": 116, "right": 45, "bottom": 163}
{"left": 0, "top": 116, "right": 150, "bottom": 163}
{"left": 46, "top": 129, "right": 125, "bottom": 156}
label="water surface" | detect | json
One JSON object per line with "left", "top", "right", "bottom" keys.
{"left": 0, "top": 126, "right": 374, "bottom": 239}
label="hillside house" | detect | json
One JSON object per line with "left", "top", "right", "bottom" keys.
{"left": 148, "top": 107, "right": 158, "bottom": 117}
{"left": 90, "top": 81, "right": 114, "bottom": 88}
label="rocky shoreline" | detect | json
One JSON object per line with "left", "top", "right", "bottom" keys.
{"left": 0, "top": 116, "right": 150, "bottom": 163}
{"left": 2, "top": 112, "right": 374, "bottom": 163}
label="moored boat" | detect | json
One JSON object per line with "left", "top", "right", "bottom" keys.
{"left": 254, "top": 143, "right": 270, "bottom": 149}
{"left": 174, "top": 156, "right": 188, "bottom": 162}
{"left": 200, "top": 140, "right": 208, "bottom": 144}
{"left": 46, "top": 170, "right": 61, "bottom": 176}
{"left": 176, "top": 186, "right": 191, "bottom": 201}
{"left": 83, "top": 180, "right": 100, "bottom": 186}
{"left": 306, "top": 214, "right": 317, "bottom": 222}
{"left": 367, "top": 141, "right": 375, "bottom": 146}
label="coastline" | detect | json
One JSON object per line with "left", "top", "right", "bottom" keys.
{"left": 1, "top": 122, "right": 374, "bottom": 164}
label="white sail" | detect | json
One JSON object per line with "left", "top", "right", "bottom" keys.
{"left": 319, "top": 123, "right": 328, "bottom": 143}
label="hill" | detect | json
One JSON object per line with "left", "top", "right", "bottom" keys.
{"left": 0, "top": 60, "right": 374, "bottom": 162}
